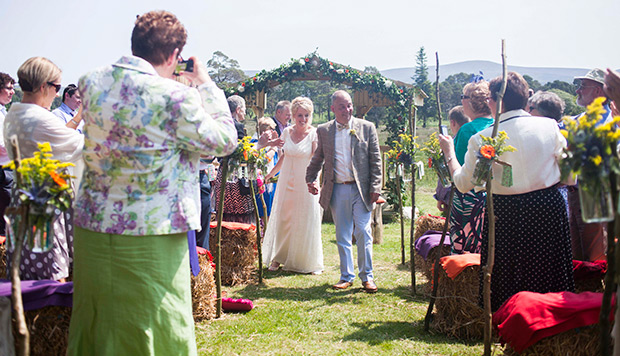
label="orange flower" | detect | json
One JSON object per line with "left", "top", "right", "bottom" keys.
{"left": 480, "top": 145, "right": 495, "bottom": 159}
{"left": 49, "top": 171, "right": 68, "bottom": 188}
{"left": 243, "top": 150, "right": 248, "bottom": 161}
{"left": 428, "top": 158, "right": 433, "bottom": 168}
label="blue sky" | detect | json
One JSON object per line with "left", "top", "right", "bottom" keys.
{"left": 1, "top": 0, "right": 618, "bottom": 85}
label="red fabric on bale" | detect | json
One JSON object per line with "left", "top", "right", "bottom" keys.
{"left": 493, "top": 291, "right": 615, "bottom": 353}
{"left": 209, "top": 221, "right": 256, "bottom": 231}
{"left": 0, "top": 236, "right": 5, "bottom": 244}
{"left": 572, "top": 260, "right": 607, "bottom": 280}
{"left": 440, "top": 253, "right": 480, "bottom": 279}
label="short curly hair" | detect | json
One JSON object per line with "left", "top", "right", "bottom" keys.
{"left": 291, "top": 97, "right": 314, "bottom": 117}
{"left": 131, "top": 10, "right": 187, "bottom": 66}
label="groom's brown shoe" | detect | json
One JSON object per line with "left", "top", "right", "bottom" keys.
{"left": 362, "top": 280, "right": 378, "bottom": 293}
{"left": 332, "top": 280, "right": 353, "bottom": 290}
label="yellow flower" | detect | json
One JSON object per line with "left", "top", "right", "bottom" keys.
{"left": 560, "top": 130, "right": 568, "bottom": 138}
{"left": 590, "top": 155, "right": 602, "bottom": 166}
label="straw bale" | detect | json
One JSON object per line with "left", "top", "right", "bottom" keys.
{"left": 431, "top": 263, "right": 484, "bottom": 340}
{"left": 500, "top": 324, "right": 607, "bottom": 356}
{"left": 574, "top": 277, "right": 604, "bottom": 293}
{"left": 414, "top": 214, "right": 446, "bottom": 241}
{"left": 191, "top": 254, "right": 216, "bottom": 322}
{"left": 209, "top": 226, "right": 257, "bottom": 286}
{"left": 14, "top": 305, "right": 71, "bottom": 356}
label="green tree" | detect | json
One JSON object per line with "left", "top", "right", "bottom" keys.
{"left": 523, "top": 74, "right": 542, "bottom": 92}
{"left": 412, "top": 47, "right": 437, "bottom": 128}
{"left": 542, "top": 80, "right": 576, "bottom": 95}
{"left": 438, "top": 72, "right": 471, "bottom": 118}
{"left": 549, "top": 88, "right": 581, "bottom": 116}
{"left": 206, "top": 51, "right": 247, "bottom": 89}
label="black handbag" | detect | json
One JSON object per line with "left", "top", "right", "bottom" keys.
{"left": 238, "top": 177, "right": 258, "bottom": 195}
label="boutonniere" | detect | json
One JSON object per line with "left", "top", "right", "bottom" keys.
{"left": 349, "top": 129, "right": 356, "bottom": 137}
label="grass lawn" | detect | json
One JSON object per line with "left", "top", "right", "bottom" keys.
{"left": 196, "top": 220, "right": 485, "bottom": 355}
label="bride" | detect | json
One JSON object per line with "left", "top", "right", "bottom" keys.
{"left": 263, "top": 97, "right": 323, "bottom": 274}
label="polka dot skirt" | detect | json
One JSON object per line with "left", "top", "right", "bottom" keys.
{"left": 479, "top": 186, "right": 575, "bottom": 312}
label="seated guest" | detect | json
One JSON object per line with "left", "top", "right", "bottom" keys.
{"left": 4, "top": 57, "right": 84, "bottom": 282}
{"left": 439, "top": 72, "right": 574, "bottom": 311}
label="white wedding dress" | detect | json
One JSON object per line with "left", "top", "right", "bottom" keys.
{"left": 262, "top": 127, "right": 323, "bottom": 274}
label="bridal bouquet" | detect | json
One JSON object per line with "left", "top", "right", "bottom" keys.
{"left": 4, "top": 142, "right": 74, "bottom": 251}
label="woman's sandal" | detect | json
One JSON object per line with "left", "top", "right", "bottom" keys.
{"left": 268, "top": 261, "right": 280, "bottom": 271}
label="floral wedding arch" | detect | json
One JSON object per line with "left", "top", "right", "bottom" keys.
{"left": 224, "top": 52, "right": 426, "bottom": 133}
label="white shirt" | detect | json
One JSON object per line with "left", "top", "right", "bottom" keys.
{"left": 453, "top": 109, "right": 566, "bottom": 195}
{"left": 333, "top": 119, "right": 354, "bottom": 183}
{"left": 0, "top": 107, "right": 8, "bottom": 165}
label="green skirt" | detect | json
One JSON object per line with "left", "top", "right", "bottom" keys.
{"left": 67, "top": 227, "right": 197, "bottom": 356}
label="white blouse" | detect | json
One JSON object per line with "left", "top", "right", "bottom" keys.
{"left": 453, "top": 109, "right": 566, "bottom": 195}
{"left": 4, "top": 103, "right": 83, "bottom": 166}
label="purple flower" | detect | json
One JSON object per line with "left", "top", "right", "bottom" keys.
{"left": 136, "top": 134, "right": 154, "bottom": 148}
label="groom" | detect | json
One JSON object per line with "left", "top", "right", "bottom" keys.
{"left": 306, "top": 90, "right": 382, "bottom": 293}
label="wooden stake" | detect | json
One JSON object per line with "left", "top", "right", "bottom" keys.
{"left": 214, "top": 158, "right": 229, "bottom": 318}
{"left": 7, "top": 136, "right": 29, "bottom": 356}
{"left": 410, "top": 103, "right": 417, "bottom": 295}
{"left": 249, "top": 178, "right": 263, "bottom": 284}
{"left": 600, "top": 171, "right": 617, "bottom": 356}
{"left": 397, "top": 173, "right": 405, "bottom": 265}
{"left": 435, "top": 52, "right": 443, "bottom": 128}
{"left": 483, "top": 39, "right": 507, "bottom": 356}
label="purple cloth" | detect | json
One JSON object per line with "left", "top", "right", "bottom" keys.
{"left": 0, "top": 280, "right": 73, "bottom": 310}
{"left": 414, "top": 230, "right": 451, "bottom": 260}
{"left": 187, "top": 230, "right": 200, "bottom": 276}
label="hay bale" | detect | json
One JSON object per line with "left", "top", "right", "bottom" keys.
{"left": 15, "top": 305, "right": 71, "bottom": 356}
{"left": 574, "top": 278, "right": 604, "bottom": 293}
{"left": 209, "top": 224, "right": 257, "bottom": 286}
{"left": 191, "top": 254, "right": 216, "bottom": 322}
{"left": 431, "top": 263, "right": 484, "bottom": 340}
{"left": 501, "top": 325, "right": 606, "bottom": 356}
{"left": 414, "top": 214, "right": 446, "bottom": 241}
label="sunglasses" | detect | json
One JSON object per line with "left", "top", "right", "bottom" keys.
{"left": 47, "top": 82, "right": 62, "bottom": 93}
{"left": 460, "top": 94, "right": 470, "bottom": 100}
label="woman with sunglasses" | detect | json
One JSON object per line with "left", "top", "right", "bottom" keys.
{"left": 3, "top": 56, "right": 84, "bottom": 282}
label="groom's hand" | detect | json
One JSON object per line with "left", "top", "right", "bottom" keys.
{"left": 307, "top": 182, "right": 319, "bottom": 195}
{"left": 370, "top": 192, "right": 380, "bottom": 204}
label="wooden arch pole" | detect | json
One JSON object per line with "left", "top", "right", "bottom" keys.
{"left": 482, "top": 39, "right": 508, "bottom": 356}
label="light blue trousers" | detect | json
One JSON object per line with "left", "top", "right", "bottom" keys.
{"left": 330, "top": 183, "right": 374, "bottom": 283}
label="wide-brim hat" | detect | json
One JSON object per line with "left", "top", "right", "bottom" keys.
{"left": 574, "top": 68, "right": 606, "bottom": 86}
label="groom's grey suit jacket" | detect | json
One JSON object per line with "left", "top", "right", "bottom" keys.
{"left": 305, "top": 117, "right": 382, "bottom": 212}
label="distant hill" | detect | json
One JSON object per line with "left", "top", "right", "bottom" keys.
{"left": 380, "top": 60, "right": 592, "bottom": 85}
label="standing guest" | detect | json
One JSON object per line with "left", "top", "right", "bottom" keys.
{"left": 251, "top": 117, "right": 277, "bottom": 217}
{"left": 306, "top": 90, "right": 382, "bottom": 293}
{"left": 67, "top": 10, "right": 237, "bottom": 356}
{"left": 567, "top": 68, "right": 610, "bottom": 262}
{"left": 212, "top": 95, "right": 257, "bottom": 224}
{"left": 435, "top": 105, "right": 470, "bottom": 213}
{"left": 439, "top": 72, "right": 574, "bottom": 312}
{"left": 448, "top": 81, "right": 494, "bottom": 254}
{"left": 605, "top": 68, "right": 620, "bottom": 115}
{"left": 0, "top": 73, "right": 15, "bottom": 236}
{"left": 4, "top": 57, "right": 84, "bottom": 282}
{"left": 52, "top": 84, "right": 83, "bottom": 133}
{"left": 270, "top": 100, "right": 292, "bottom": 137}
{"left": 527, "top": 90, "right": 569, "bottom": 214}
{"left": 263, "top": 97, "right": 323, "bottom": 274}
{"left": 527, "top": 90, "right": 565, "bottom": 123}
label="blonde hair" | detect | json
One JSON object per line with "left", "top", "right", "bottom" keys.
{"left": 257, "top": 117, "right": 276, "bottom": 135}
{"left": 17, "top": 57, "right": 61, "bottom": 93}
{"left": 291, "top": 96, "right": 314, "bottom": 119}
{"left": 463, "top": 81, "right": 492, "bottom": 116}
